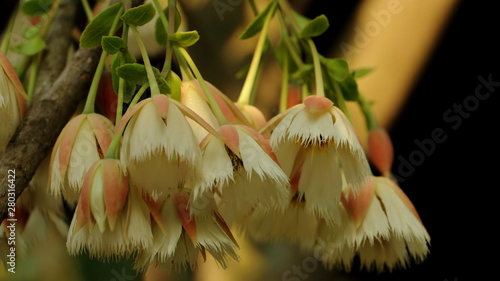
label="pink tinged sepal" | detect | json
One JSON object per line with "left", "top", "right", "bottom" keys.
{"left": 143, "top": 193, "right": 165, "bottom": 234}
{"left": 78, "top": 160, "right": 101, "bottom": 233}
{"left": 174, "top": 192, "right": 197, "bottom": 244}
{"left": 235, "top": 103, "right": 267, "bottom": 130}
{"left": 103, "top": 159, "right": 129, "bottom": 231}
{"left": 303, "top": 95, "right": 333, "bottom": 113}
{"left": 87, "top": 113, "right": 114, "bottom": 155}
{"left": 57, "top": 114, "right": 86, "bottom": 178}
{"left": 114, "top": 97, "right": 150, "bottom": 137}
{"left": 0, "top": 51, "right": 29, "bottom": 113}
{"left": 218, "top": 125, "right": 240, "bottom": 155}
{"left": 342, "top": 177, "right": 376, "bottom": 228}
{"left": 384, "top": 178, "right": 423, "bottom": 223}
{"left": 213, "top": 211, "right": 238, "bottom": 247}
{"left": 368, "top": 127, "right": 394, "bottom": 175}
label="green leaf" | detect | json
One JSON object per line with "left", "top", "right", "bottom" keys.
{"left": 111, "top": 51, "right": 137, "bottom": 103}
{"left": 23, "top": 25, "right": 41, "bottom": 40}
{"left": 323, "top": 58, "right": 349, "bottom": 82}
{"left": 299, "top": 14, "right": 329, "bottom": 38}
{"left": 102, "top": 36, "right": 125, "bottom": 54}
{"left": 168, "top": 31, "right": 199, "bottom": 47}
{"left": 154, "top": 6, "right": 182, "bottom": 46}
{"left": 116, "top": 63, "right": 166, "bottom": 95}
{"left": 167, "top": 71, "right": 182, "bottom": 101}
{"left": 338, "top": 75, "right": 359, "bottom": 101}
{"left": 157, "top": 77, "right": 170, "bottom": 94}
{"left": 291, "top": 10, "right": 311, "bottom": 30}
{"left": 116, "top": 63, "right": 149, "bottom": 85}
{"left": 238, "top": 0, "right": 277, "bottom": 40}
{"left": 80, "top": 2, "right": 123, "bottom": 48}
{"left": 11, "top": 36, "right": 45, "bottom": 55}
{"left": 122, "top": 3, "right": 156, "bottom": 26}
{"left": 352, "top": 67, "right": 375, "bottom": 78}
{"left": 21, "top": 0, "right": 53, "bottom": 16}
{"left": 291, "top": 64, "right": 313, "bottom": 79}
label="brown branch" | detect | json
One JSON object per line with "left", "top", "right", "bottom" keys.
{"left": 0, "top": 47, "right": 102, "bottom": 221}
{"left": 31, "top": 0, "right": 77, "bottom": 103}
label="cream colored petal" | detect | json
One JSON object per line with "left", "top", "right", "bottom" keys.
{"left": 287, "top": 109, "right": 336, "bottom": 146}
{"left": 67, "top": 121, "right": 101, "bottom": 192}
{"left": 299, "top": 149, "right": 343, "bottom": 225}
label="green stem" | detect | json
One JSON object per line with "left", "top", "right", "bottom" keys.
{"left": 82, "top": 5, "right": 123, "bottom": 114}
{"left": 301, "top": 83, "right": 309, "bottom": 101}
{"left": 307, "top": 39, "right": 324, "bottom": 97}
{"left": 129, "top": 83, "right": 149, "bottom": 108}
{"left": 175, "top": 47, "right": 228, "bottom": 125}
{"left": 332, "top": 80, "right": 351, "bottom": 121}
{"left": 115, "top": 78, "right": 125, "bottom": 124}
{"left": 175, "top": 49, "right": 195, "bottom": 80}
{"left": 1, "top": 3, "right": 18, "bottom": 54}
{"left": 80, "top": 0, "right": 94, "bottom": 21}
{"left": 278, "top": 0, "right": 302, "bottom": 36}
{"left": 279, "top": 54, "right": 289, "bottom": 112}
{"left": 357, "top": 94, "right": 378, "bottom": 131}
{"left": 130, "top": 25, "right": 161, "bottom": 96}
{"left": 39, "top": 0, "right": 62, "bottom": 38}
{"left": 151, "top": 0, "right": 173, "bottom": 74}
{"left": 276, "top": 12, "right": 302, "bottom": 67}
{"left": 104, "top": 136, "right": 122, "bottom": 159}
{"left": 26, "top": 57, "right": 40, "bottom": 103}
{"left": 237, "top": 1, "right": 276, "bottom": 105}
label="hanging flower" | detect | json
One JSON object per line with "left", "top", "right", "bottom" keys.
{"left": 118, "top": 94, "right": 218, "bottom": 199}
{"left": 316, "top": 176, "right": 430, "bottom": 272}
{"left": 197, "top": 124, "right": 290, "bottom": 225}
{"left": 135, "top": 189, "right": 239, "bottom": 272}
{"left": 261, "top": 95, "right": 371, "bottom": 225}
{"left": 0, "top": 50, "right": 29, "bottom": 152}
{"left": 66, "top": 159, "right": 152, "bottom": 259}
{"left": 48, "top": 113, "right": 114, "bottom": 204}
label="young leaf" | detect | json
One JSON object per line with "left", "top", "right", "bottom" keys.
{"left": 323, "top": 58, "right": 349, "bottom": 82}
{"left": 353, "top": 67, "right": 375, "bottom": 78}
{"left": 80, "top": 2, "right": 123, "bottom": 48}
{"left": 122, "top": 3, "right": 156, "bottom": 26}
{"left": 154, "top": 6, "right": 182, "bottom": 46}
{"left": 291, "top": 10, "right": 311, "bottom": 30}
{"left": 168, "top": 31, "right": 200, "bottom": 47}
{"left": 111, "top": 51, "right": 137, "bottom": 103}
{"left": 238, "top": 0, "right": 277, "bottom": 40}
{"left": 338, "top": 75, "right": 359, "bottom": 101}
{"left": 102, "top": 36, "right": 125, "bottom": 54}
{"left": 167, "top": 71, "right": 182, "bottom": 101}
{"left": 157, "top": 77, "right": 171, "bottom": 94}
{"left": 299, "top": 14, "right": 329, "bottom": 38}
{"left": 291, "top": 64, "right": 313, "bottom": 79}
{"left": 11, "top": 36, "right": 46, "bottom": 55}
{"left": 21, "top": 0, "right": 54, "bottom": 16}
{"left": 23, "top": 25, "right": 42, "bottom": 40}
{"left": 116, "top": 63, "right": 149, "bottom": 85}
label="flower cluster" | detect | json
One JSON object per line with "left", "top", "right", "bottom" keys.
{"left": 0, "top": 0, "right": 431, "bottom": 275}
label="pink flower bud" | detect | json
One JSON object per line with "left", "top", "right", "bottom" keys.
{"left": 368, "top": 127, "right": 394, "bottom": 175}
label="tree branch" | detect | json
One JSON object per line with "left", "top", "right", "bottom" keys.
{"left": 0, "top": 46, "right": 102, "bottom": 221}
{"left": 32, "top": 0, "right": 77, "bottom": 103}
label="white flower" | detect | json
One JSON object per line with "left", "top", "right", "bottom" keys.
{"left": 119, "top": 94, "right": 210, "bottom": 198}
{"left": 316, "top": 176, "right": 430, "bottom": 272}
{"left": 135, "top": 189, "right": 238, "bottom": 272}
{"left": 66, "top": 182, "right": 152, "bottom": 259}
{"left": 48, "top": 113, "right": 114, "bottom": 204}
{"left": 0, "top": 51, "right": 28, "bottom": 152}
{"left": 261, "top": 95, "right": 371, "bottom": 225}
{"left": 197, "top": 124, "right": 290, "bottom": 225}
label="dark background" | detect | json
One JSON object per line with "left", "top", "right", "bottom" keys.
{"left": 305, "top": 0, "right": 498, "bottom": 280}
